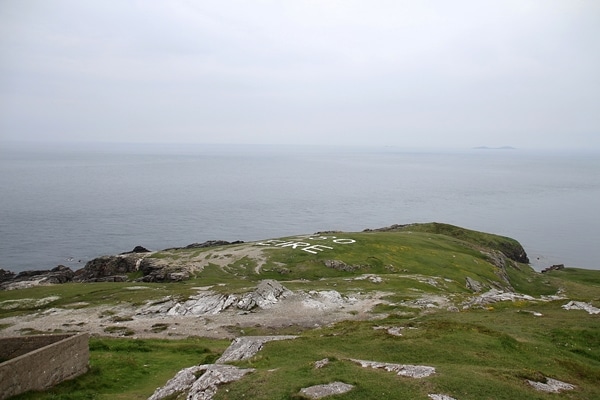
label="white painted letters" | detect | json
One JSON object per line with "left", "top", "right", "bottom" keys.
{"left": 256, "top": 236, "right": 355, "bottom": 254}
{"left": 302, "top": 245, "right": 334, "bottom": 254}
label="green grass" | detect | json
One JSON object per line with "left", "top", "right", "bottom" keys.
{"left": 217, "top": 304, "right": 600, "bottom": 399}
{"left": 2, "top": 224, "right": 599, "bottom": 399}
{"left": 11, "top": 337, "right": 230, "bottom": 400}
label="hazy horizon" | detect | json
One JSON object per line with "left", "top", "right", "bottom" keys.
{"left": 1, "top": 1, "right": 599, "bottom": 150}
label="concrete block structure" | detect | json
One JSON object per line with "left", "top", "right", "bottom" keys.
{"left": 0, "top": 333, "right": 89, "bottom": 399}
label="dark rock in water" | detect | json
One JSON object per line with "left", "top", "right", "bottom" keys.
{"left": 120, "top": 246, "right": 151, "bottom": 254}
{"left": 0, "top": 268, "right": 16, "bottom": 283}
{"left": 541, "top": 264, "right": 565, "bottom": 273}
{"left": 0, "top": 265, "right": 75, "bottom": 289}
{"left": 74, "top": 256, "right": 138, "bottom": 282}
{"left": 43, "top": 265, "right": 75, "bottom": 284}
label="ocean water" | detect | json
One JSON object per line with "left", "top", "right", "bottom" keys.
{"left": 1, "top": 142, "right": 599, "bottom": 273}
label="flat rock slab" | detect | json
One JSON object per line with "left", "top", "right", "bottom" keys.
{"left": 350, "top": 359, "right": 436, "bottom": 378}
{"left": 299, "top": 381, "right": 354, "bottom": 399}
{"left": 216, "top": 335, "right": 298, "bottom": 363}
{"left": 527, "top": 377, "right": 576, "bottom": 393}
{"left": 562, "top": 301, "right": 600, "bottom": 315}
{"left": 428, "top": 394, "right": 457, "bottom": 400}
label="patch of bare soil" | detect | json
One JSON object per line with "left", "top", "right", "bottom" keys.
{"left": 0, "top": 290, "right": 389, "bottom": 339}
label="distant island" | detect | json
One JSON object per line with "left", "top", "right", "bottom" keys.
{"left": 473, "top": 146, "right": 516, "bottom": 150}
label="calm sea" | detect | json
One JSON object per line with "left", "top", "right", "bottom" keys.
{"left": 1, "top": 142, "right": 599, "bottom": 273}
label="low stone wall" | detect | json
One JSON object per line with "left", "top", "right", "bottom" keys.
{"left": 0, "top": 333, "right": 89, "bottom": 399}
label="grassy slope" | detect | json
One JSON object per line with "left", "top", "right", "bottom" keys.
{"left": 2, "top": 224, "right": 599, "bottom": 399}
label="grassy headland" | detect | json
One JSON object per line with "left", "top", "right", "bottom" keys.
{"left": 1, "top": 223, "right": 598, "bottom": 399}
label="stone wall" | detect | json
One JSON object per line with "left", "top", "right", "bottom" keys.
{"left": 0, "top": 333, "right": 89, "bottom": 399}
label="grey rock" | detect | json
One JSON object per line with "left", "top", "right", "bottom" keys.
{"left": 216, "top": 336, "right": 298, "bottom": 363}
{"left": 465, "top": 277, "right": 484, "bottom": 292}
{"left": 350, "top": 359, "right": 436, "bottom": 378}
{"left": 562, "top": 300, "right": 600, "bottom": 315}
{"left": 148, "top": 365, "right": 204, "bottom": 400}
{"left": 74, "top": 255, "right": 138, "bottom": 282}
{"left": 299, "top": 381, "right": 354, "bottom": 399}
{"left": 138, "top": 258, "right": 190, "bottom": 282}
{"left": 236, "top": 280, "right": 291, "bottom": 311}
{"left": 541, "top": 263, "right": 565, "bottom": 273}
{"left": 314, "top": 358, "right": 330, "bottom": 369}
{"left": 167, "top": 292, "right": 238, "bottom": 316}
{"left": 1, "top": 265, "right": 75, "bottom": 290}
{"left": 463, "top": 289, "right": 535, "bottom": 308}
{"left": 324, "top": 260, "right": 362, "bottom": 272}
{"left": 187, "top": 364, "right": 254, "bottom": 400}
{"left": 428, "top": 395, "right": 458, "bottom": 400}
{"left": 527, "top": 377, "right": 576, "bottom": 393}
{"left": 148, "top": 364, "right": 254, "bottom": 400}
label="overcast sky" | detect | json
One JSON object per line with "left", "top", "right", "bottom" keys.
{"left": 1, "top": 0, "right": 599, "bottom": 149}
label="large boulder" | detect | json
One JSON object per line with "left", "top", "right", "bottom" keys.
{"left": 0, "top": 265, "right": 75, "bottom": 290}
{"left": 74, "top": 255, "right": 139, "bottom": 282}
{"left": 138, "top": 258, "right": 190, "bottom": 282}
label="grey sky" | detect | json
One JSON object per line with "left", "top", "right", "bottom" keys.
{"left": 1, "top": 0, "right": 599, "bottom": 149}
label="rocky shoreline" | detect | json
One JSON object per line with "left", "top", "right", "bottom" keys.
{"left": 0, "top": 240, "right": 243, "bottom": 290}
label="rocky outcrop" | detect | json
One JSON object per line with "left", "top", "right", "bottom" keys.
{"left": 138, "top": 280, "right": 291, "bottom": 316}
{"left": 541, "top": 264, "right": 565, "bottom": 273}
{"left": 138, "top": 258, "right": 190, "bottom": 282}
{"left": 562, "top": 301, "right": 600, "bottom": 315}
{"left": 350, "top": 359, "right": 436, "bottom": 378}
{"left": 149, "top": 335, "right": 295, "bottom": 400}
{"left": 163, "top": 240, "right": 244, "bottom": 251}
{"left": 299, "top": 382, "right": 354, "bottom": 399}
{"left": 324, "top": 260, "right": 363, "bottom": 272}
{"left": 465, "top": 277, "right": 485, "bottom": 292}
{"left": 1, "top": 266, "right": 75, "bottom": 290}
{"left": 527, "top": 377, "right": 576, "bottom": 393}
{"left": 216, "top": 336, "right": 298, "bottom": 363}
{"left": 148, "top": 364, "right": 255, "bottom": 400}
{"left": 236, "top": 280, "right": 291, "bottom": 311}
{"left": 120, "top": 246, "right": 151, "bottom": 255}
{"left": 0, "top": 269, "right": 16, "bottom": 283}
{"left": 462, "top": 289, "right": 536, "bottom": 308}
{"left": 73, "top": 256, "right": 139, "bottom": 282}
